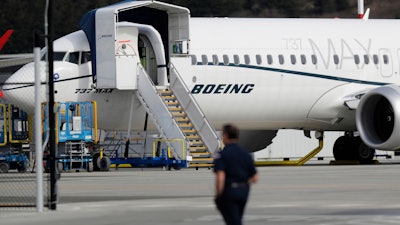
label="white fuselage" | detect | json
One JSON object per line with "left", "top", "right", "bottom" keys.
{"left": 4, "top": 18, "right": 400, "bottom": 132}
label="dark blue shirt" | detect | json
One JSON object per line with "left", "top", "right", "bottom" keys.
{"left": 213, "top": 143, "right": 257, "bottom": 185}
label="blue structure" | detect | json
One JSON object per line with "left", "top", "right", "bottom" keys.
{"left": 0, "top": 104, "right": 30, "bottom": 173}
{"left": 43, "top": 102, "right": 97, "bottom": 172}
{"left": 0, "top": 153, "right": 28, "bottom": 173}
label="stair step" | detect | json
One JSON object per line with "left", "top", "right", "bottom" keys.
{"left": 137, "top": 69, "right": 220, "bottom": 170}
{"left": 191, "top": 152, "right": 212, "bottom": 157}
{"left": 190, "top": 158, "right": 214, "bottom": 163}
{"left": 186, "top": 135, "right": 200, "bottom": 139}
{"left": 169, "top": 107, "right": 187, "bottom": 117}
{"left": 188, "top": 163, "right": 214, "bottom": 169}
{"left": 189, "top": 140, "right": 204, "bottom": 146}
{"left": 189, "top": 146, "right": 208, "bottom": 151}
{"left": 168, "top": 105, "right": 182, "bottom": 109}
{"left": 182, "top": 129, "right": 197, "bottom": 134}
{"left": 175, "top": 117, "right": 190, "bottom": 122}
{"left": 165, "top": 101, "right": 180, "bottom": 106}
{"left": 159, "top": 90, "right": 173, "bottom": 95}
{"left": 161, "top": 95, "right": 176, "bottom": 100}
{"left": 179, "top": 123, "right": 194, "bottom": 128}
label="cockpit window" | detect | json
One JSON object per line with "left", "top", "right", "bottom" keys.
{"left": 81, "top": 52, "right": 91, "bottom": 64}
{"left": 66, "top": 52, "right": 79, "bottom": 64}
{"left": 41, "top": 51, "right": 67, "bottom": 61}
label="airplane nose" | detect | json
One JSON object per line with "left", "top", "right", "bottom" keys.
{"left": 2, "top": 62, "right": 46, "bottom": 114}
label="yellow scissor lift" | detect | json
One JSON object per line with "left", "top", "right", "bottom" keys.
{"left": 0, "top": 104, "right": 30, "bottom": 173}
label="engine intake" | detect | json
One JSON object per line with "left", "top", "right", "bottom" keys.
{"left": 356, "top": 85, "right": 400, "bottom": 150}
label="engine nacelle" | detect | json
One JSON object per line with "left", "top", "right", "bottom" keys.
{"left": 356, "top": 85, "right": 400, "bottom": 150}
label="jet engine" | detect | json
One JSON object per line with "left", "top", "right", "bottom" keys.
{"left": 356, "top": 85, "right": 400, "bottom": 150}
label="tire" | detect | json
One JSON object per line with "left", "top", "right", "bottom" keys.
{"left": 99, "top": 156, "right": 111, "bottom": 171}
{"left": 87, "top": 161, "right": 94, "bottom": 172}
{"left": 57, "top": 162, "right": 64, "bottom": 173}
{"left": 333, "top": 136, "right": 352, "bottom": 161}
{"left": 354, "top": 137, "right": 375, "bottom": 164}
{"left": 0, "top": 162, "right": 9, "bottom": 173}
{"left": 92, "top": 153, "right": 100, "bottom": 171}
{"left": 17, "top": 162, "right": 27, "bottom": 173}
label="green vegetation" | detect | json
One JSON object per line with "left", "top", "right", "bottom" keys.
{"left": 0, "top": 0, "right": 398, "bottom": 53}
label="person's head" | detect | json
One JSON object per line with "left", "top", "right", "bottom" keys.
{"left": 222, "top": 124, "right": 239, "bottom": 144}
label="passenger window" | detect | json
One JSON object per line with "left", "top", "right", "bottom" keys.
{"left": 311, "top": 55, "right": 317, "bottom": 64}
{"left": 364, "top": 55, "right": 369, "bottom": 64}
{"left": 300, "top": 54, "right": 306, "bottom": 65}
{"left": 333, "top": 54, "right": 339, "bottom": 65}
{"left": 256, "top": 55, "right": 262, "bottom": 65}
{"left": 191, "top": 55, "right": 197, "bottom": 65}
{"left": 244, "top": 54, "right": 250, "bottom": 65}
{"left": 201, "top": 55, "right": 208, "bottom": 65}
{"left": 212, "top": 55, "right": 219, "bottom": 65}
{"left": 267, "top": 55, "right": 273, "bottom": 65}
{"left": 354, "top": 55, "right": 360, "bottom": 65}
{"left": 223, "top": 55, "right": 229, "bottom": 65}
{"left": 373, "top": 55, "right": 379, "bottom": 64}
{"left": 66, "top": 52, "right": 79, "bottom": 64}
{"left": 290, "top": 55, "right": 296, "bottom": 65}
{"left": 278, "top": 55, "right": 284, "bottom": 65}
{"left": 81, "top": 51, "right": 91, "bottom": 64}
{"left": 383, "top": 54, "right": 389, "bottom": 64}
{"left": 233, "top": 55, "right": 240, "bottom": 65}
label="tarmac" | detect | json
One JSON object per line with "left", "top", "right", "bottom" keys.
{"left": 1, "top": 160, "right": 400, "bottom": 225}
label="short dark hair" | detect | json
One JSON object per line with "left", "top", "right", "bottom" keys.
{"left": 223, "top": 124, "right": 239, "bottom": 140}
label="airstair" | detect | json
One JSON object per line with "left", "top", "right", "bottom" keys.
{"left": 136, "top": 64, "right": 221, "bottom": 168}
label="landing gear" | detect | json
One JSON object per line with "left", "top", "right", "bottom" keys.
{"left": 333, "top": 134, "right": 375, "bottom": 164}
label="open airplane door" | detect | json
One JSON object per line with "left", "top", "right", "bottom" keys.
{"left": 81, "top": 0, "right": 190, "bottom": 89}
{"left": 115, "top": 26, "right": 140, "bottom": 89}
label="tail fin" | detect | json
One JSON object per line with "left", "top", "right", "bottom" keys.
{"left": 0, "top": 30, "right": 14, "bottom": 51}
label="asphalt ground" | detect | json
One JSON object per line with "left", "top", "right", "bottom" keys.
{"left": 1, "top": 160, "right": 400, "bottom": 225}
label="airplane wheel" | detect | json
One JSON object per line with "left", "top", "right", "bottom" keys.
{"left": 354, "top": 137, "right": 375, "bottom": 164}
{"left": 0, "top": 162, "right": 9, "bottom": 173}
{"left": 333, "top": 136, "right": 353, "bottom": 161}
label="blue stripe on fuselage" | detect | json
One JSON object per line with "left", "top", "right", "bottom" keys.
{"left": 195, "top": 62, "right": 389, "bottom": 86}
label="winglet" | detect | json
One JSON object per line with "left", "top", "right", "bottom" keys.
{"left": 0, "top": 29, "right": 14, "bottom": 51}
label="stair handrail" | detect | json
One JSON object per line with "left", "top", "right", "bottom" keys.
{"left": 136, "top": 64, "right": 187, "bottom": 160}
{"left": 169, "top": 63, "right": 222, "bottom": 153}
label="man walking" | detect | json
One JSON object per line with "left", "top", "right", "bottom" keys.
{"left": 214, "top": 124, "right": 259, "bottom": 225}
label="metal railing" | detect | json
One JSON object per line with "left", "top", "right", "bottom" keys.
{"left": 169, "top": 63, "right": 221, "bottom": 153}
{"left": 136, "top": 64, "right": 187, "bottom": 160}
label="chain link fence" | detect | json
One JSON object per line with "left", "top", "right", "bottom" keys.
{"left": 0, "top": 58, "right": 50, "bottom": 210}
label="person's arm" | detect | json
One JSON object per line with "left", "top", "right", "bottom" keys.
{"left": 215, "top": 170, "right": 226, "bottom": 197}
{"left": 248, "top": 173, "right": 259, "bottom": 184}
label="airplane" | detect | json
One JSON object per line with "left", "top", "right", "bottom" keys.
{"left": 0, "top": 29, "right": 13, "bottom": 52}
{"left": 0, "top": 29, "right": 33, "bottom": 69}
{"left": 3, "top": 0, "right": 400, "bottom": 164}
